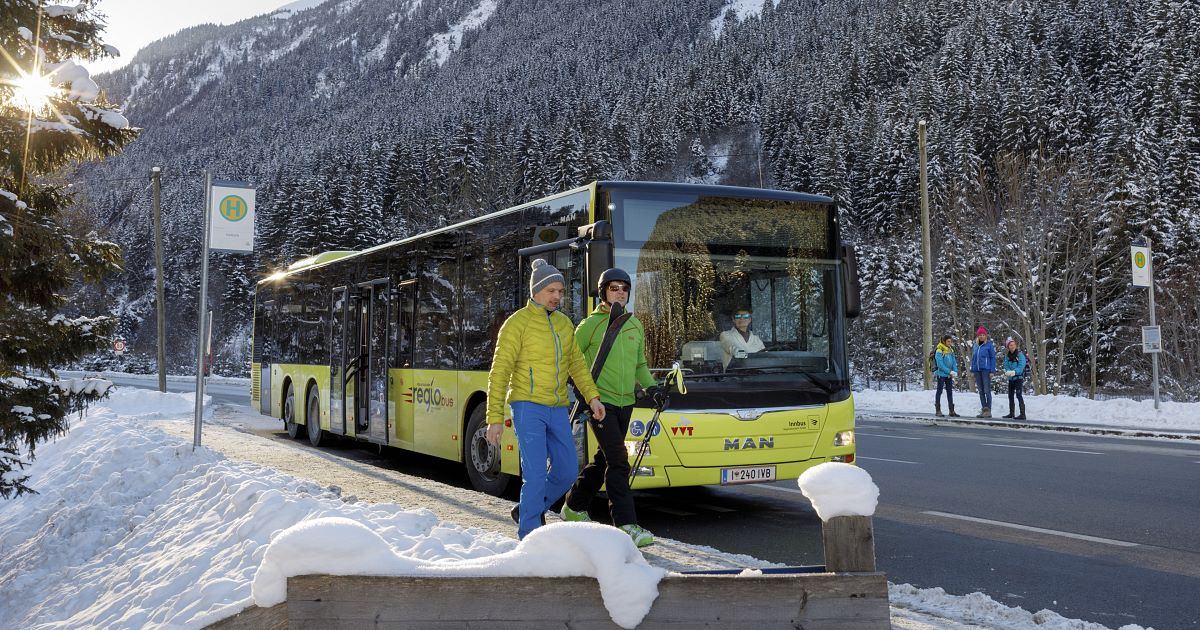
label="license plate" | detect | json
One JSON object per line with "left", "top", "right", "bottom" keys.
{"left": 720, "top": 466, "right": 776, "bottom": 485}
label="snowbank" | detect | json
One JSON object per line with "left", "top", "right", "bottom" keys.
{"left": 254, "top": 518, "right": 666, "bottom": 628}
{"left": 890, "top": 584, "right": 1147, "bottom": 630}
{"left": 797, "top": 462, "right": 879, "bottom": 521}
{"left": 0, "top": 389, "right": 512, "bottom": 629}
{"left": 854, "top": 388, "right": 1200, "bottom": 433}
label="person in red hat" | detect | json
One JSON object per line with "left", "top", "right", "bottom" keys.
{"left": 970, "top": 326, "right": 996, "bottom": 418}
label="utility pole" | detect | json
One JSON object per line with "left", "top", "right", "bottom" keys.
{"left": 918, "top": 121, "right": 933, "bottom": 390}
{"left": 151, "top": 167, "right": 166, "bottom": 393}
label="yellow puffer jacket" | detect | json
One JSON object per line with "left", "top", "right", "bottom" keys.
{"left": 486, "top": 300, "right": 600, "bottom": 425}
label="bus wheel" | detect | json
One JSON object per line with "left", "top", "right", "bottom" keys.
{"left": 306, "top": 386, "right": 324, "bottom": 447}
{"left": 464, "top": 404, "right": 511, "bottom": 496}
{"left": 283, "top": 383, "right": 301, "bottom": 439}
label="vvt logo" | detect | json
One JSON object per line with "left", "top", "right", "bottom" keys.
{"left": 724, "top": 437, "right": 775, "bottom": 450}
{"left": 671, "top": 417, "right": 694, "bottom": 437}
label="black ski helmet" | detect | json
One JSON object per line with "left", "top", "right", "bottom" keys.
{"left": 597, "top": 268, "right": 632, "bottom": 298}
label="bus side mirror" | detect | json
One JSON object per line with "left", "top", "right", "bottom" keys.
{"left": 841, "top": 244, "right": 861, "bottom": 319}
{"left": 581, "top": 221, "right": 613, "bottom": 297}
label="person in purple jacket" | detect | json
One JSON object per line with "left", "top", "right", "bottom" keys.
{"left": 970, "top": 326, "right": 996, "bottom": 418}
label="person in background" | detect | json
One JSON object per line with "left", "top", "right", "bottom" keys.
{"left": 719, "top": 308, "right": 765, "bottom": 367}
{"left": 1002, "top": 336, "right": 1027, "bottom": 420}
{"left": 934, "top": 334, "right": 960, "bottom": 418}
{"left": 970, "top": 326, "right": 996, "bottom": 418}
{"left": 485, "top": 258, "right": 606, "bottom": 540}
{"left": 559, "top": 268, "right": 656, "bottom": 548}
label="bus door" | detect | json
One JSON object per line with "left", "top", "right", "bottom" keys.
{"left": 390, "top": 280, "right": 416, "bottom": 449}
{"left": 348, "top": 279, "right": 390, "bottom": 443}
{"left": 329, "top": 287, "right": 348, "bottom": 435}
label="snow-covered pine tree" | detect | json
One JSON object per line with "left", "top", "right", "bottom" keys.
{"left": 0, "top": 0, "right": 137, "bottom": 497}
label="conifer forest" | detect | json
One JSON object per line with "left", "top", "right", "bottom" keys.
{"left": 77, "top": 0, "right": 1200, "bottom": 399}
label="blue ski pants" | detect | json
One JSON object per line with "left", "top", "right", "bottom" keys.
{"left": 511, "top": 401, "right": 576, "bottom": 539}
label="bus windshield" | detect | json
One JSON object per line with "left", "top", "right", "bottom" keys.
{"left": 607, "top": 188, "right": 848, "bottom": 403}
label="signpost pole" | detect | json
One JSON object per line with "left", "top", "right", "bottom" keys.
{"left": 193, "top": 171, "right": 212, "bottom": 449}
{"left": 1132, "top": 237, "right": 1161, "bottom": 411}
{"left": 152, "top": 167, "right": 166, "bottom": 393}
{"left": 1147, "top": 239, "right": 1160, "bottom": 411}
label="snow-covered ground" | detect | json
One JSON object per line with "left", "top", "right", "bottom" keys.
{"left": 854, "top": 388, "right": 1200, "bottom": 435}
{"left": 0, "top": 387, "right": 1152, "bottom": 629}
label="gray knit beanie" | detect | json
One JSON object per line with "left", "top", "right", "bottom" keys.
{"left": 529, "top": 258, "right": 565, "bottom": 298}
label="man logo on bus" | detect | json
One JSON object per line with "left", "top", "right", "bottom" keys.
{"left": 219, "top": 195, "right": 248, "bottom": 222}
{"left": 724, "top": 437, "right": 775, "bottom": 450}
{"left": 411, "top": 380, "right": 454, "bottom": 412}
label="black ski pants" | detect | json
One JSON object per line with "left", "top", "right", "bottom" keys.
{"left": 564, "top": 403, "right": 637, "bottom": 527}
{"left": 936, "top": 376, "right": 955, "bottom": 408}
{"left": 1008, "top": 379, "right": 1025, "bottom": 413}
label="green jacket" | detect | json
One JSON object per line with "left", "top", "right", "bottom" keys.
{"left": 576, "top": 303, "right": 657, "bottom": 407}
{"left": 486, "top": 300, "right": 600, "bottom": 425}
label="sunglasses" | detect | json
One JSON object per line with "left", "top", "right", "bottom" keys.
{"left": 733, "top": 314, "right": 752, "bottom": 319}
{"left": 607, "top": 284, "right": 630, "bottom": 293}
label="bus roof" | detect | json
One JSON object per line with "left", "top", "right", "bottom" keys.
{"left": 598, "top": 181, "right": 834, "bottom": 205}
{"left": 259, "top": 181, "right": 834, "bottom": 284}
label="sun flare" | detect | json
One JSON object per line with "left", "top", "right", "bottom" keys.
{"left": 9, "top": 71, "right": 57, "bottom": 113}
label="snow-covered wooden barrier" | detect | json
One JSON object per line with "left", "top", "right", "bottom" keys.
{"left": 206, "top": 464, "right": 888, "bottom": 629}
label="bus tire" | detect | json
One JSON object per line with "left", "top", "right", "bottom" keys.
{"left": 464, "top": 404, "right": 512, "bottom": 496}
{"left": 283, "top": 383, "right": 301, "bottom": 439}
{"left": 306, "top": 385, "right": 324, "bottom": 447}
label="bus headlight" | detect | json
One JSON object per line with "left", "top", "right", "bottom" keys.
{"left": 625, "top": 441, "right": 650, "bottom": 458}
{"left": 834, "top": 430, "right": 854, "bottom": 447}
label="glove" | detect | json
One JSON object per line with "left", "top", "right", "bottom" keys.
{"left": 1005, "top": 370, "right": 1016, "bottom": 377}
{"left": 636, "top": 384, "right": 659, "bottom": 400}
{"left": 950, "top": 371, "right": 957, "bottom": 378}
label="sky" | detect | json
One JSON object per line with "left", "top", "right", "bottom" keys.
{"left": 88, "top": 0, "right": 321, "bottom": 75}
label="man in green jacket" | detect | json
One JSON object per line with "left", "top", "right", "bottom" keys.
{"left": 485, "top": 258, "right": 605, "bottom": 539}
{"left": 559, "top": 268, "right": 656, "bottom": 548}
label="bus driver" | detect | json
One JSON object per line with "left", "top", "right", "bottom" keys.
{"left": 719, "top": 308, "right": 765, "bottom": 367}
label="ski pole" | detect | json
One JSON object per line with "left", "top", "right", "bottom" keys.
{"left": 629, "top": 363, "right": 686, "bottom": 489}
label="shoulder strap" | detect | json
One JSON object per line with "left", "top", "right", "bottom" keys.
{"left": 568, "top": 308, "right": 632, "bottom": 424}
{"left": 591, "top": 312, "right": 633, "bottom": 380}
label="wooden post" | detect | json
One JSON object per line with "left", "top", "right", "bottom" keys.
{"left": 822, "top": 515, "right": 876, "bottom": 572}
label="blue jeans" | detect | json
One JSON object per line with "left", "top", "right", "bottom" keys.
{"left": 974, "top": 371, "right": 993, "bottom": 408}
{"left": 511, "top": 401, "right": 576, "bottom": 539}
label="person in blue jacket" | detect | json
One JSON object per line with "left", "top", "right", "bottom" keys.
{"left": 970, "top": 326, "right": 996, "bottom": 418}
{"left": 934, "top": 334, "right": 960, "bottom": 417}
{"left": 1001, "top": 337, "right": 1027, "bottom": 420}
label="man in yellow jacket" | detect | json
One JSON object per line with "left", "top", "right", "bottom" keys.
{"left": 485, "top": 258, "right": 605, "bottom": 539}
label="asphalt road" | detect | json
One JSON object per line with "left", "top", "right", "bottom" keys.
{"left": 631, "top": 420, "right": 1200, "bottom": 630}
{"left": 104, "top": 374, "right": 251, "bottom": 406}
{"left": 106, "top": 376, "right": 1199, "bottom": 628}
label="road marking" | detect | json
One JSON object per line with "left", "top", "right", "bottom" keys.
{"left": 856, "top": 433, "right": 922, "bottom": 440}
{"left": 755, "top": 484, "right": 805, "bottom": 495}
{"left": 693, "top": 503, "right": 737, "bottom": 513}
{"left": 858, "top": 456, "right": 920, "bottom": 464}
{"left": 982, "top": 443, "right": 1103, "bottom": 455}
{"left": 647, "top": 505, "right": 697, "bottom": 516}
{"left": 922, "top": 511, "right": 1140, "bottom": 547}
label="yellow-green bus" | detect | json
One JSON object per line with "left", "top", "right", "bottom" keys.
{"left": 250, "top": 181, "right": 861, "bottom": 495}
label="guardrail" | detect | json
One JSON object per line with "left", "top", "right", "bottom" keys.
{"left": 207, "top": 515, "right": 887, "bottom": 629}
